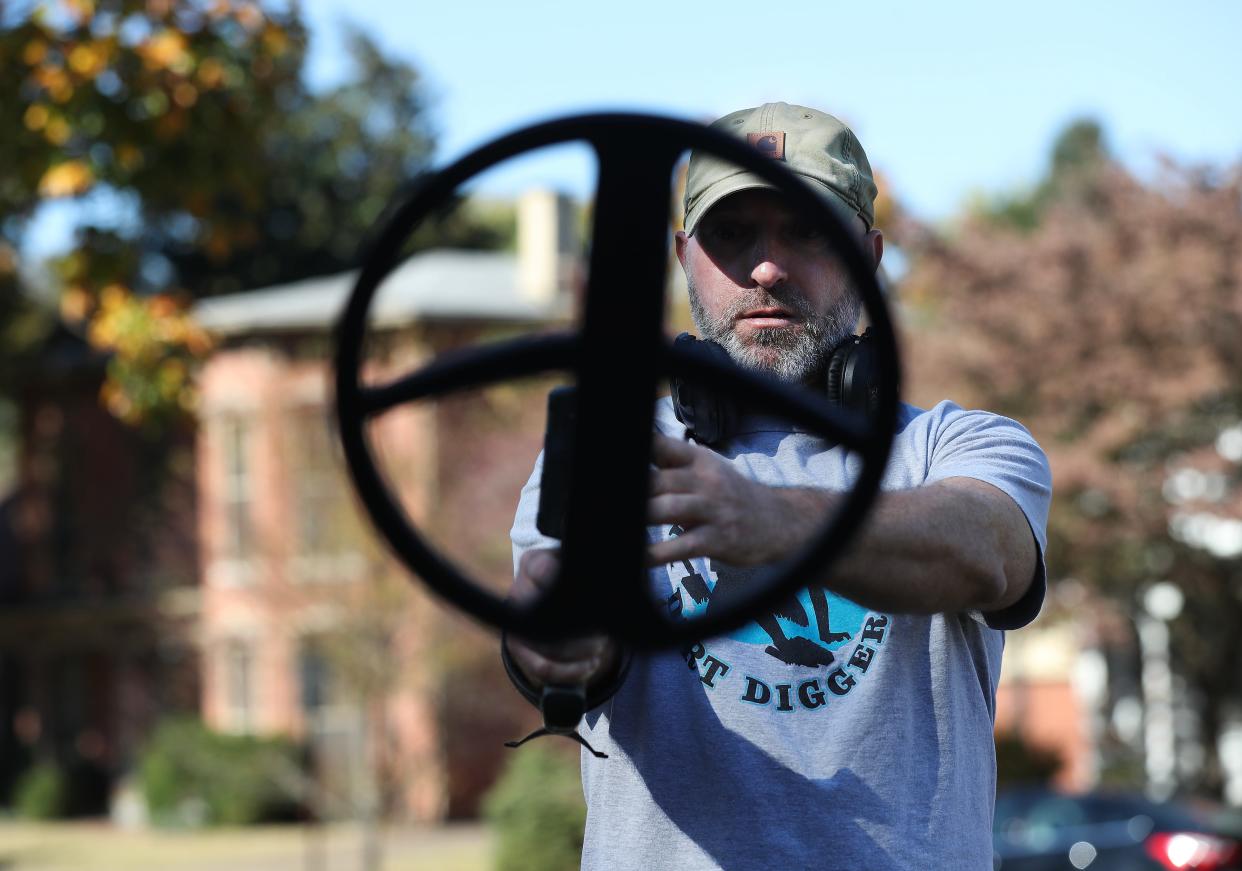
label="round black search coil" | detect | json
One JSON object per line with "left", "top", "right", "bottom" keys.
{"left": 334, "top": 112, "right": 900, "bottom": 647}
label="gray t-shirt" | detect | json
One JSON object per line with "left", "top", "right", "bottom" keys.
{"left": 510, "top": 398, "right": 1052, "bottom": 871}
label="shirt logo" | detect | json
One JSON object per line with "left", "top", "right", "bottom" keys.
{"left": 747, "top": 131, "right": 786, "bottom": 160}
{"left": 663, "top": 525, "right": 892, "bottom": 713}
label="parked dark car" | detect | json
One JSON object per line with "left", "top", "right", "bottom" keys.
{"left": 994, "top": 788, "right": 1242, "bottom": 870}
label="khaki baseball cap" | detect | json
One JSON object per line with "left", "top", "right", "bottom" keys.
{"left": 683, "top": 102, "right": 878, "bottom": 235}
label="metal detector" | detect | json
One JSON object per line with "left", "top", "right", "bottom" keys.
{"left": 333, "top": 112, "right": 901, "bottom": 741}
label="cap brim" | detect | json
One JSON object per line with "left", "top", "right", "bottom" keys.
{"left": 683, "top": 172, "right": 861, "bottom": 236}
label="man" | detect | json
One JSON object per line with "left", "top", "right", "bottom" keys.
{"left": 505, "top": 102, "right": 1051, "bottom": 870}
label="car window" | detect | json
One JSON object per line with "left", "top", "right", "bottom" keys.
{"left": 996, "top": 790, "right": 1208, "bottom": 837}
{"left": 1027, "top": 796, "right": 1088, "bottom": 829}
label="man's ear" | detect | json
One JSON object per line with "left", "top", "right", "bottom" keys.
{"left": 675, "top": 229, "right": 689, "bottom": 268}
{"left": 866, "top": 228, "right": 884, "bottom": 271}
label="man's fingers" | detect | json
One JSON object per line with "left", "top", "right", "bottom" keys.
{"left": 521, "top": 635, "right": 612, "bottom": 663}
{"left": 649, "top": 467, "right": 697, "bottom": 496}
{"left": 651, "top": 432, "right": 697, "bottom": 469}
{"left": 506, "top": 636, "right": 616, "bottom": 689}
{"left": 513, "top": 548, "right": 561, "bottom": 601}
{"left": 512, "top": 646, "right": 603, "bottom": 687}
{"left": 523, "top": 548, "right": 560, "bottom": 586}
{"left": 647, "top": 526, "right": 711, "bottom": 566}
{"left": 647, "top": 493, "right": 710, "bottom": 526}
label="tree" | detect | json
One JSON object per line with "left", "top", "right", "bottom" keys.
{"left": 145, "top": 25, "right": 437, "bottom": 298}
{"left": 0, "top": 1, "right": 507, "bottom": 429}
{"left": 3, "top": 1, "right": 294, "bottom": 421}
{"left": 902, "top": 119, "right": 1242, "bottom": 797}
{"left": 969, "top": 119, "right": 1111, "bottom": 233}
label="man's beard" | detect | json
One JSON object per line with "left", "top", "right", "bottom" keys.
{"left": 686, "top": 278, "right": 862, "bottom": 385}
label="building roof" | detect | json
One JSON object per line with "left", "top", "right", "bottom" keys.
{"left": 193, "top": 249, "right": 566, "bottom": 336}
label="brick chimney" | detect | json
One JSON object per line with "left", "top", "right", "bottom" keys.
{"left": 516, "top": 189, "right": 578, "bottom": 305}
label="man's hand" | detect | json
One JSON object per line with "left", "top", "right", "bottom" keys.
{"left": 506, "top": 548, "right": 619, "bottom": 690}
{"left": 645, "top": 431, "right": 1039, "bottom": 617}
{"left": 646, "top": 433, "right": 831, "bottom": 568}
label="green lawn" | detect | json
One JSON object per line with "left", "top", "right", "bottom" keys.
{"left": 0, "top": 820, "right": 492, "bottom": 871}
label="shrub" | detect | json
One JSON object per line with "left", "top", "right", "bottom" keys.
{"left": 139, "top": 717, "right": 303, "bottom": 827}
{"left": 13, "top": 763, "right": 68, "bottom": 820}
{"left": 483, "top": 744, "right": 586, "bottom": 871}
{"left": 995, "top": 731, "right": 1063, "bottom": 787}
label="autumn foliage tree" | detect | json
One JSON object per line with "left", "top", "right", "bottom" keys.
{"left": 0, "top": 0, "right": 504, "bottom": 428}
{"left": 902, "top": 121, "right": 1242, "bottom": 796}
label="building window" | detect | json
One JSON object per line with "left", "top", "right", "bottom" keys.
{"left": 223, "top": 640, "right": 254, "bottom": 734}
{"left": 299, "top": 640, "right": 332, "bottom": 716}
{"left": 220, "top": 416, "right": 254, "bottom": 561}
{"left": 286, "top": 407, "right": 361, "bottom": 562}
{"left": 298, "top": 635, "right": 364, "bottom": 802}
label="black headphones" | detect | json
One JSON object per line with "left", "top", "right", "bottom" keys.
{"left": 670, "top": 328, "right": 883, "bottom": 445}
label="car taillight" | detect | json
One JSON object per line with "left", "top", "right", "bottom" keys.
{"left": 1144, "top": 831, "right": 1242, "bottom": 870}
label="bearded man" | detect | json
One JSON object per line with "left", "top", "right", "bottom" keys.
{"left": 504, "top": 102, "right": 1051, "bottom": 871}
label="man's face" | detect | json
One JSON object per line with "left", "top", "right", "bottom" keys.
{"left": 675, "top": 188, "right": 880, "bottom": 386}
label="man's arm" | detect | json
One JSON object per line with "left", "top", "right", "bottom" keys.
{"left": 646, "top": 433, "right": 1038, "bottom": 616}
{"left": 506, "top": 452, "right": 622, "bottom": 693}
{"left": 504, "top": 548, "right": 619, "bottom": 691}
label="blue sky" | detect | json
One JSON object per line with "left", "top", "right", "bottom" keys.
{"left": 300, "top": 0, "right": 1242, "bottom": 216}
{"left": 26, "top": 0, "right": 1242, "bottom": 257}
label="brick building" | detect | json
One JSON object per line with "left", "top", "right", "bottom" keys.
{"left": 0, "top": 325, "right": 202, "bottom": 815}
{"left": 0, "top": 191, "right": 579, "bottom": 820}
{"left": 191, "top": 237, "right": 573, "bottom": 819}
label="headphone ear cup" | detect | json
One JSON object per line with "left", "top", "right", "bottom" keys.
{"left": 825, "top": 329, "right": 881, "bottom": 416}
{"left": 670, "top": 333, "right": 737, "bottom": 445}
{"left": 825, "top": 349, "right": 848, "bottom": 408}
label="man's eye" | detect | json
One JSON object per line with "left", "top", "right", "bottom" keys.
{"left": 701, "top": 221, "right": 753, "bottom": 248}
{"left": 788, "top": 223, "right": 827, "bottom": 243}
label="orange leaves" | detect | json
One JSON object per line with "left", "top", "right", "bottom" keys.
{"left": 5, "top": 0, "right": 313, "bottom": 430}
{"left": 260, "top": 22, "right": 288, "bottom": 57}
{"left": 32, "top": 62, "right": 74, "bottom": 102}
{"left": 20, "top": 40, "right": 113, "bottom": 160}
{"left": 0, "top": 243, "right": 17, "bottom": 277}
{"left": 137, "top": 29, "right": 191, "bottom": 74}
{"left": 145, "top": 0, "right": 175, "bottom": 18}
{"left": 38, "top": 159, "right": 94, "bottom": 197}
{"left": 86, "top": 285, "right": 213, "bottom": 426}
{"left": 67, "top": 42, "right": 109, "bottom": 79}
{"left": 63, "top": 0, "right": 97, "bottom": 24}
{"left": 59, "top": 285, "right": 92, "bottom": 322}
{"left": 43, "top": 115, "right": 72, "bottom": 145}
{"left": 172, "top": 81, "right": 199, "bottom": 108}
{"left": 23, "top": 104, "right": 50, "bottom": 132}
{"left": 195, "top": 56, "right": 227, "bottom": 89}
{"left": 13, "top": 0, "right": 296, "bottom": 160}
{"left": 234, "top": 3, "right": 265, "bottom": 31}
{"left": 115, "top": 143, "right": 144, "bottom": 172}
{"left": 22, "top": 39, "right": 49, "bottom": 66}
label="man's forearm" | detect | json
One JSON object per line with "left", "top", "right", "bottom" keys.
{"left": 765, "top": 478, "right": 1034, "bottom": 616}
{"left": 646, "top": 434, "right": 1038, "bottom": 617}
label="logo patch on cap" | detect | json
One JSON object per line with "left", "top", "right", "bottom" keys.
{"left": 747, "top": 131, "right": 786, "bottom": 160}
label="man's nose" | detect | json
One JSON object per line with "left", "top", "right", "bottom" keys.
{"left": 750, "top": 256, "right": 788, "bottom": 289}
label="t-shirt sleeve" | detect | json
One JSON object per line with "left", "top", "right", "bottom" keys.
{"left": 510, "top": 449, "right": 559, "bottom": 575}
{"left": 922, "top": 401, "right": 1052, "bottom": 630}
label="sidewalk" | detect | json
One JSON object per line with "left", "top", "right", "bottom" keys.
{"left": 0, "top": 820, "right": 492, "bottom": 871}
